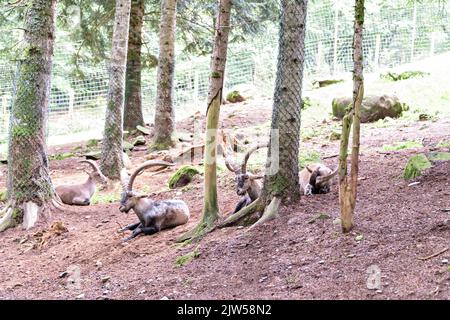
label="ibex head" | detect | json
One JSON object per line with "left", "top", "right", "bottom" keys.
{"left": 223, "top": 143, "right": 267, "bottom": 196}
{"left": 79, "top": 160, "right": 108, "bottom": 187}
{"left": 304, "top": 164, "right": 338, "bottom": 195}
{"left": 119, "top": 160, "right": 175, "bottom": 213}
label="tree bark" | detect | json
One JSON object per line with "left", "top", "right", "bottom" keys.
{"left": 2, "top": 0, "right": 58, "bottom": 231}
{"left": 124, "top": 0, "right": 145, "bottom": 132}
{"left": 153, "top": 0, "right": 178, "bottom": 150}
{"left": 339, "top": 0, "right": 364, "bottom": 233}
{"left": 260, "top": 0, "right": 308, "bottom": 205}
{"left": 178, "top": 0, "right": 232, "bottom": 242}
{"left": 100, "top": 0, "right": 132, "bottom": 179}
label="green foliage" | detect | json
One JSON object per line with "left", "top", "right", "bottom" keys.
{"left": 382, "top": 140, "right": 423, "bottom": 151}
{"left": 226, "top": 90, "right": 245, "bottom": 103}
{"left": 168, "top": 166, "right": 200, "bottom": 189}
{"left": 381, "top": 71, "right": 430, "bottom": 81}
{"left": 299, "top": 150, "right": 321, "bottom": 168}
{"left": 436, "top": 140, "right": 450, "bottom": 148}
{"left": 90, "top": 189, "right": 121, "bottom": 205}
{"left": 175, "top": 247, "right": 201, "bottom": 267}
{"left": 0, "top": 189, "right": 6, "bottom": 202}
{"left": 49, "top": 152, "right": 74, "bottom": 161}
{"left": 427, "top": 152, "right": 450, "bottom": 162}
{"left": 403, "top": 154, "right": 432, "bottom": 180}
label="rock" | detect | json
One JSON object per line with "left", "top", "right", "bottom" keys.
{"left": 85, "top": 150, "right": 101, "bottom": 160}
{"left": 101, "top": 276, "right": 110, "bottom": 283}
{"left": 403, "top": 154, "right": 432, "bottom": 180}
{"left": 168, "top": 166, "right": 200, "bottom": 189}
{"left": 136, "top": 125, "right": 151, "bottom": 135}
{"left": 160, "top": 296, "right": 169, "bottom": 300}
{"left": 123, "top": 141, "right": 134, "bottom": 151}
{"left": 441, "top": 259, "right": 448, "bottom": 264}
{"left": 132, "top": 135, "right": 146, "bottom": 146}
{"left": 355, "top": 235, "right": 364, "bottom": 241}
{"left": 76, "top": 293, "right": 85, "bottom": 299}
{"left": 329, "top": 131, "right": 341, "bottom": 141}
{"left": 226, "top": 90, "right": 245, "bottom": 103}
{"left": 332, "top": 95, "right": 407, "bottom": 123}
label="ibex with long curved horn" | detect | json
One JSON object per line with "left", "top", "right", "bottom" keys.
{"left": 223, "top": 143, "right": 268, "bottom": 213}
{"left": 299, "top": 163, "right": 337, "bottom": 195}
{"left": 118, "top": 160, "right": 190, "bottom": 242}
{"left": 55, "top": 160, "right": 108, "bottom": 205}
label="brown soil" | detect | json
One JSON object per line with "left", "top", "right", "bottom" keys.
{"left": 0, "top": 99, "right": 449, "bottom": 300}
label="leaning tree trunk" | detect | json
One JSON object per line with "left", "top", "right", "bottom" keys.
{"left": 0, "top": 0, "right": 58, "bottom": 232}
{"left": 152, "top": 0, "right": 178, "bottom": 150}
{"left": 339, "top": 0, "right": 364, "bottom": 233}
{"left": 124, "top": 0, "right": 145, "bottom": 132}
{"left": 178, "top": 0, "right": 232, "bottom": 242}
{"left": 222, "top": 0, "right": 309, "bottom": 229}
{"left": 100, "top": 0, "right": 132, "bottom": 179}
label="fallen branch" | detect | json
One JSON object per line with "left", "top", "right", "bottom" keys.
{"left": 323, "top": 154, "right": 339, "bottom": 160}
{"left": 419, "top": 247, "right": 449, "bottom": 261}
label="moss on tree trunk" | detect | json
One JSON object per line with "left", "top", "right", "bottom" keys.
{"left": 153, "top": 0, "right": 178, "bottom": 150}
{"left": 124, "top": 0, "right": 145, "bottom": 131}
{"left": 178, "top": 0, "right": 232, "bottom": 242}
{"left": 100, "top": 0, "right": 132, "bottom": 179}
{"left": 4, "top": 0, "right": 58, "bottom": 231}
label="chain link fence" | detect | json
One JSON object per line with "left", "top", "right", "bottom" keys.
{"left": 0, "top": 0, "right": 449, "bottom": 157}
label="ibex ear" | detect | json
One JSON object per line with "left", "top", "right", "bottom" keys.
{"left": 249, "top": 173, "right": 264, "bottom": 180}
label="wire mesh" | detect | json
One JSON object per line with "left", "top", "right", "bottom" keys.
{"left": 0, "top": 0, "right": 449, "bottom": 156}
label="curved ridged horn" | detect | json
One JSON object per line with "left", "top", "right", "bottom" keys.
{"left": 315, "top": 168, "right": 338, "bottom": 187}
{"left": 220, "top": 142, "right": 240, "bottom": 173}
{"left": 241, "top": 143, "right": 269, "bottom": 173}
{"left": 127, "top": 160, "right": 174, "bottom": 191}
{"left": 79, "top": 160, "right": 102, "bottom": 174}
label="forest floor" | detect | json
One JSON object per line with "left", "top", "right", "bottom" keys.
{"left": 0, "top": 55, "right": 449, "bottom": 300}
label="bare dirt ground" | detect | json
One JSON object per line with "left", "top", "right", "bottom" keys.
{"left": 0, "top": 96, "right": 449, "bottom": 300}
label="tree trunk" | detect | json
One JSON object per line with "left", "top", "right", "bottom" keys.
{"left": 152, "top": 0, "right": 178, "bottom": 150}
{"left": 339, "top": 0, "right": 364, "bottom": 233}
{"left": 1, "top": 0, "right": 58, "bottom": 231}
{"left": 124, "top": 0, "right": 145, "bottom": 132}
{"left": 260, "top": 0, "right": 308, "bottom": 205}
{"left": 178, "top": 0, "right": 232, "bottom": 242}
{"left": 100, "top": 0, "right": 132, "bottom": 179}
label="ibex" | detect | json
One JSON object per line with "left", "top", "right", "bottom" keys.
{"left": 55, "top": 160, "right": 107, "bottom": 205}
{"left": 223, "top": 143, "right": 267, "bottom": 213}
{"left": 118, "top": 160, "right": 190, "bottom": 242}
{"left": 299, "top": 163, "right": 337, "bottom": 196}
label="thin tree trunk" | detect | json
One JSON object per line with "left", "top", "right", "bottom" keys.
{"left": 124, "top": 0, "right": 145, "bottom": 132}
{"left": 178, "top": 0, "right": 232, "bottom": 242}
{"left": 260, "top": 0, "right": 308, "bottom": 205}
{"left": 339, "top": 0, "right": 364, "bottom": 233}
{"left": 100, "top": 0, "right": 132, "bottom": 179}
{"left": 1, "top": 0, "right": 58, "bottom": 231}
{"left": 153, "top": 0, "right": 178, "bottom": 150}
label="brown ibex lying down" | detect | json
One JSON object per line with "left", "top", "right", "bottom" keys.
{"left": 55, "top": 160, "right": 108, "bottom": 205}
{"left": 223, "top": 143, "right": 268, "bottom": 213}
{"left": 299, "top": 163, "right": 338, "bottom": 195}
{"left": 118, "top": 160, "right": 190, "bottom": 242}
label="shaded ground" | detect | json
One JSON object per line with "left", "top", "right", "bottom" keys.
{"left": 0, "top": 75, "right": 449, "bottom": 299}
{"left": 0, "top": 56, "right": 450, "bottom": 299}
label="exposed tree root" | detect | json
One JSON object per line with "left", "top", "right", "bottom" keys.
{"left": 177, "top": 214, "right": 217, "bottom": 243}
{"left": 0, "top": 195, "right": 66, "bottom": 233}
{"left": 219, "top": 198, "right": 263, "bottom": 228}
{"left": 0, "top": 203, "right": 14, "bottom": 233}
{"left": 247, "top": 197, "right": 281, "bottom": 231}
